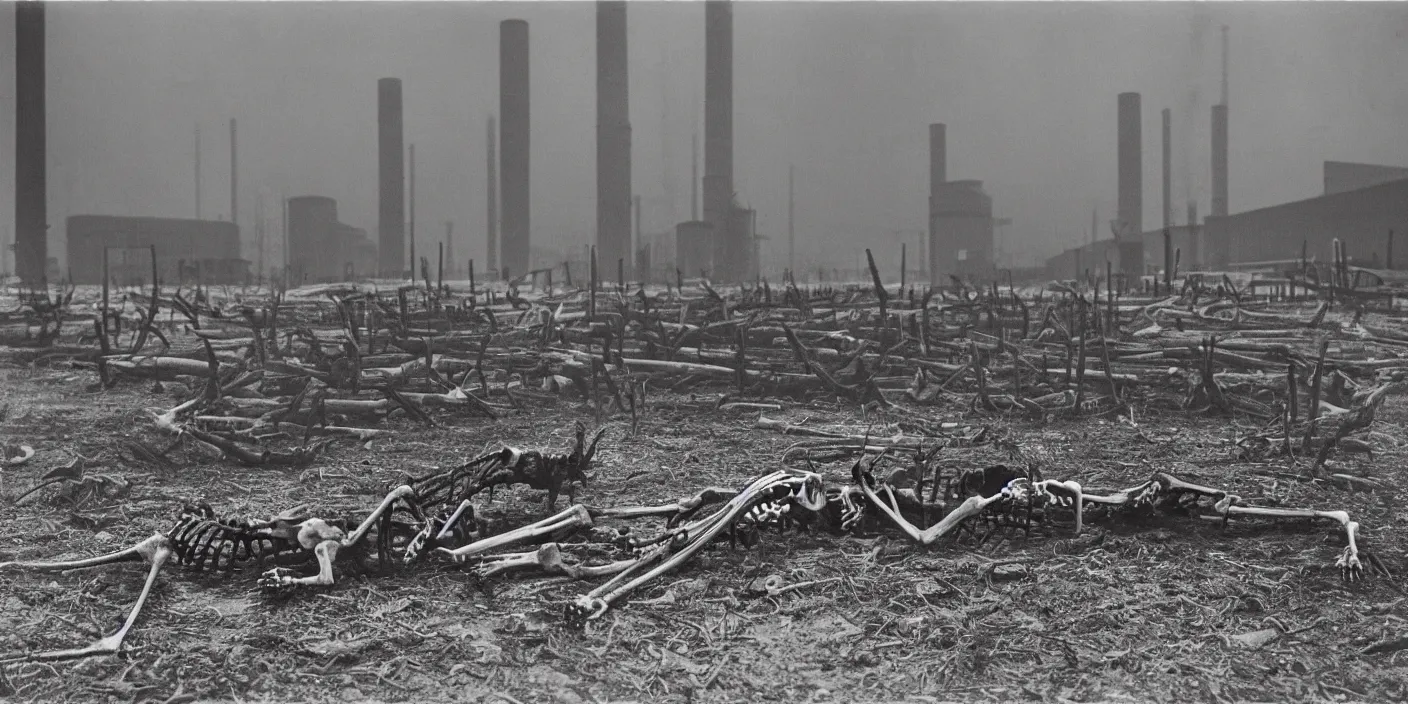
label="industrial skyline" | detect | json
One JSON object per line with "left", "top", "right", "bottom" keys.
{"left": 4, "top": 1, "right": 1408, "bottom": 278}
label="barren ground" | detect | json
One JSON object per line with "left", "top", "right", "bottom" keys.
{"left": 1, "top": 356, "right": 1406, "bottom": 703}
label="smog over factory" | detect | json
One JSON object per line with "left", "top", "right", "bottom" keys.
{"left": 6, "top": 4, "right": 1408, "bottom": 699}
{"left": 0, "top": 0, "right": 1405, "bottom": 286}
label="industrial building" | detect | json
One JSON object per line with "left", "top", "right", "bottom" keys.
{"left": 287, "top": 196, "right": 378, "bottom": 284}
{"left": 67, "top": 215, "right": 248, "bottom": 285}
{"left": 928, "top": 123, "right": 996, "bottom": 283}
{"left": 1204, "top": 162, "right": 1408, "bottom": 270}
{"left": 931, "top": 179, "right": 994, "bottom": 281}
{"left": 1042, "top": 160, "right": 1408, "bottom": 281}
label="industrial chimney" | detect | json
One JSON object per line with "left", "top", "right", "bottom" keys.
{"left": 500, "top": 19, "right": 531, "bottom": 280}
{"left": 230, "top": 118, "right": 238, "bottom": 226}
{"left": 1161, "top": 108, "right": 1171, "bottom": 231}
{"left": 486, "top": 116, "right": 498, "bottom": 277}
{"left": 1116, "top": 92, "right": 1144, "bottom": 280}
{"left": 927, "top": 123, "right": 946, "bottom": 284}
{"left": 1206, "top": 26, "right": 1231, "bottom": 269}
{"left": 15, "top": 0, "right": 46, "bottom": 285}
{"left": 377, "top": 78, "right": 405, "bottom": 277}
{"left": 703, "top": 0, "right": 736, "bottom": 281}
{"left": 596, "top": 1, "right": 632, "bottom": 282}
{"left": 1212, "top": 105, "right": 1229, "bottom": 218}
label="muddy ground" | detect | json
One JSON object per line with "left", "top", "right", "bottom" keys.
{"left": 1, "top": 357, "right": 1406, "bottom": 703}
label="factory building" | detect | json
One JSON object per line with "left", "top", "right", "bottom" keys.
{"left": 287, "top": 196, "right": 377, "bottom": 283}
{"left": 66, "top": 215, "right": 247, "bottom": 285}
{"left": 1042, "top": 161, "right": 1408, "bottom": 281}
{"left": 1204, "top": 168, "right": 1408, "bottom": 270}
{"left": 931, "top": 180, "right": 995, "bottom": 281}
{"left": 1322, "top": 161, "right": 1408, "bottom": 197}
{"left": 1043, "top": 238, "right": 1123, "bottom": 283}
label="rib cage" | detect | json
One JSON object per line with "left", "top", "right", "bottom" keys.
{"left": 164, "top": 504, "right": 306, "bottom": 572}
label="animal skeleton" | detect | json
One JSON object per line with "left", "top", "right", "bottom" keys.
{"left": 1, "top": 438, "right": 1374, "bottom": 663}
{"left": 0, "top": 426, "right": 607, "bottom": 662}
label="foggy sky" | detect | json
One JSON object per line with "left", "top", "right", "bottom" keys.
{"left": 3, "top": 0, "right": 1407, "bottom": 273}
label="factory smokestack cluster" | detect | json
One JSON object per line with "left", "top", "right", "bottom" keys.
{"left": 703, "top": 0, "right": 737, "bottom": 281}
{"left": 596, "top": 1, "right": 632, "bottom": 280}
{"left": 500, "top": 19, "right": 531, "bottom": 279}
{"left": 377, "top": 77, "right": 405, "bottom": 277}
{"left": 15, "top": 0, "right": 47, "bottom": 284}
{"left": 1116, "top": 91, "right": 1144, "bottom": 278}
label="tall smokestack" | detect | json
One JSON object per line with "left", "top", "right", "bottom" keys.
{"left": 378, "top": 77, "right": 405, "bottom": 277}
{"left": 1161, "top": 108, "right": 1171, "bottom": 230}
{"left": 486, "top": 116, "right": 498, "bottom": 276}
{"left": 500, "top": 19, "right": 531, "bottom": 279}
{"left": 703, "top": 0, "right": 735, "bottom": 281}
{"left": 787, "top": 163, "right": 795, "bottom": 274}
{"left": 1117, "top": 92, "right": 1144, "bottom": 280}
{"left": 1221, "top": 25, "right": 1229, "bottom": 109}
{"left": 15, "top": 0, "right": 46, "bottom": 285}
{"left": 1213, "top": 26, "right": 1230, "bottom": 218}
{"left": 929, "top": 123, "right": 947, "bottom": 187}
{"left": 927, "top": 123, "right": 946, "bottom": 284}
{"left": 596, "top": 1, "right": 632, "bottom": 281}
{"left": 1212, "top": 105, "right": 1228, "bottom": 217}
{"left": 1187, "top": 200, "right": 1200, "bottom": 269}
{"left": 229, "top": 118, "right": 238, "bottom": 225}
{"left": 194, "top": 124, "right": 201, "bottom": 219}
{"left": 1117, "top": 92, "right": 1142, "bottom": 237}
{"left": 444, "top": 221, "right": 454, "bottom": 279}
{"left": 691, "top": 130, "right": 699, "bottom": 221}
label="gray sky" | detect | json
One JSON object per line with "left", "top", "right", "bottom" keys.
{"left": 3, "top": 0, "right": 1408, "bottom": 272}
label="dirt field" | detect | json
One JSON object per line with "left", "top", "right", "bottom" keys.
{"left": 1, "top": 357, "right": 1406, "bottom": 703}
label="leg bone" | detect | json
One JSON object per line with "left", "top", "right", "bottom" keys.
{"left": 1211, "top": 498, "right": 1363, "bottom": 581}
{"left": 436, "top": 504, "right": 593, "bottom": 563}
{"left": 565, "top": 471, "right": 795, "bottom": 625}
{"left": 1, "top": 538, "right": 173, "bottom": 663}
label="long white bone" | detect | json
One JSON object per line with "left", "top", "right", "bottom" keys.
{"left": 474, "top": 543, "right": 638, "bottom": 580}
{"left": 865, "top": 479, "right": 1029, "bottom": 545}
{"left": 0, "top": 535, "right": 173, "bottom": 662}
{"left": 436, "top": 504, "right": 593, "bottom": 563}
{"left": 567, "top": 470, "right": 815, "bottom": 623}
{"left": 1210, "top": 498, "right": 1364, "bottom": 581}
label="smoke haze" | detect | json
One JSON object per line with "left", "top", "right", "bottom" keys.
{"left": 2, "top": 1, "right": 1406, "bottom": 270}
